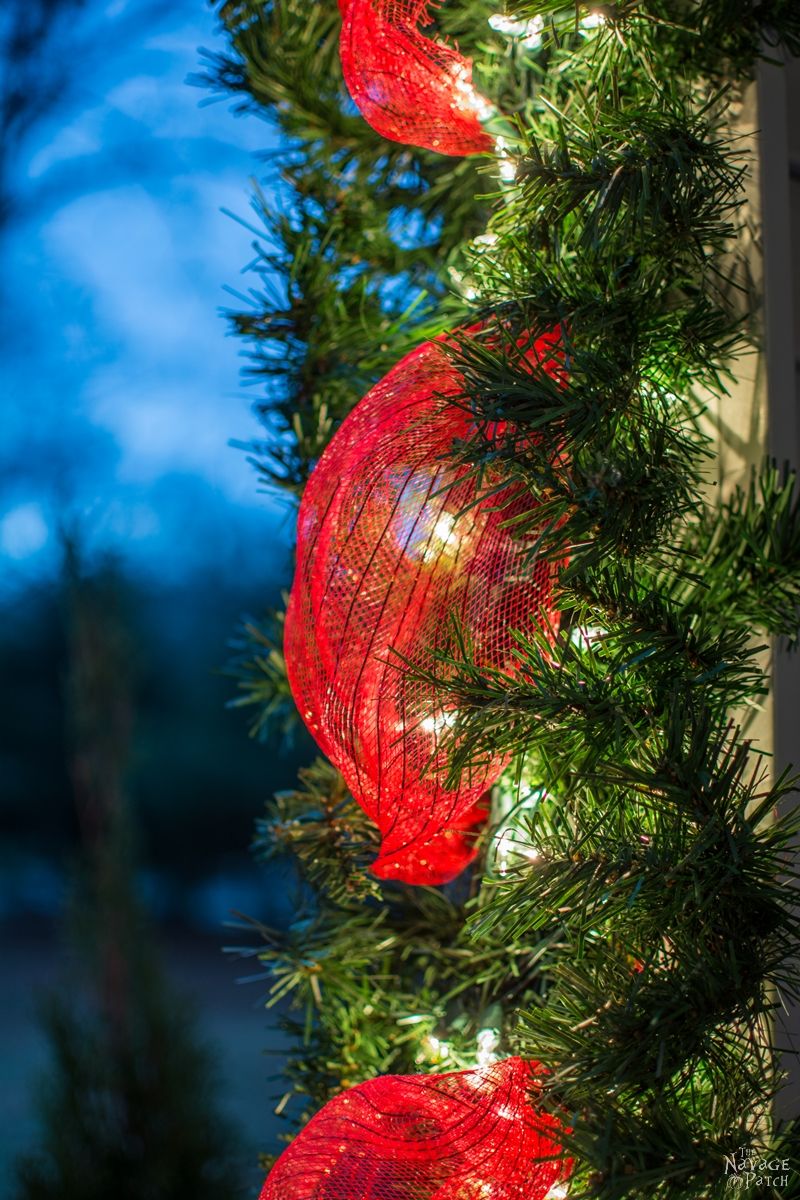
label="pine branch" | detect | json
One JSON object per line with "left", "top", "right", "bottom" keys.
{"left": 680, "top": 460, "right": 800, "bottom": 644}
{"left": 254, "top": 758, "right": 382, "bottom": 903}
{"left": 212, "top": 0, "right": 800, "bottom": 1191}
{"left": 227, "top": 606, "right": 297, "bottom": 740}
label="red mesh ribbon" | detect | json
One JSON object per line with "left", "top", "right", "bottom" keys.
{"left": 285, "top": 328, "right": 564, "bottom": 885}
{"left": 339, "top": 0, "right": 494, "bottom": 155}
{"left": 259, "top": 1057, "right": 569, "bottom": 1200}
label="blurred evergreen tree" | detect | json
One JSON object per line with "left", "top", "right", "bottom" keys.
{"left": 15, "top": 542, "right": 244, "bottom": 1200}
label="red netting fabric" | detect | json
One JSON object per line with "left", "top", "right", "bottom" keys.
{"left": 339, "top": 0, "right": 494, "bottom": 156}
{"left": 259, "top": 1057, "right": 569, "bottom": 1200}
{"left": 285, "top": 328, "right": 564, "bottom": 885}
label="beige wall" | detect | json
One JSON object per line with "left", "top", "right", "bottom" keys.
{"left": 699, "top": 54, "right": 799, "bottom": 1121}
{"left": 758, "top": 51, "right": 800, "bottom": 1120}
{"left": 701, "top": 83, "right": 772, "bottom": 756}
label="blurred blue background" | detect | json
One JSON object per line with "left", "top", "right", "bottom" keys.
{"left": 0, "top": 1, "right": 304, "bottom": 1193}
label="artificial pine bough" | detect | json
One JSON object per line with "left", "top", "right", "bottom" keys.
{"left": 209, "top": 0, "right": 800, "bottom": 1195}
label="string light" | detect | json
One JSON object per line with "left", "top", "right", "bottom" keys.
{"left": 395, "top": 500, "right": 472, "bottom": 563}
{"left": 446, "top": 234, "right": 498, "bottom": 303}
{"left": 420, "top": 710, "right": 458, "bottom": 734}
{"left": 496, "top": 830, "right": 542, "bottom": 876}
{"left": 449, "top": 61, "right": 496, "bottom": 122}
{"left": 421, "top": 511, "right": 461, "bottom": 561}
{"left": 488, "top": 12, "right": 545, "bottom": 48}
{"left": 486, "top": 11, "right": 605, "bottom": 185}
{"left": 416, "top": 1034, "right": 451, "bottom": 1065}
{"left": 476, "top": 1027, "right": 501, "bottom": 1067}
{"left": 447, "top": 265, "right": 480, "bottom": 300}
{"left": 569, "top": 624, "right": 606, "bottom": 649}
{"left": 495, "top": 828, "right": 512, "bottom": 876}
{"left": 489, "top": 10, "right": 604, "bottom": 46}
{"left": 495, "top": 135, "right": 518, "bottom": 182}
{"left": 493, "top": 786, "right": 547, "bottom": 876}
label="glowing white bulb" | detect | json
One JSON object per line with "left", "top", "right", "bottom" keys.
{"left": 419, "top": 511, "right": 465, "bottom": 563}
{"left": 496, "top": 828, "right": 513, "bottom": 877}
{"left": 498, "top": 156, "right": 518, "bottom": 182}
{"left": 447, "top": 265, "right": 479, "bottom": 301}
{"left": 432, "top": 512, "right": 458, "bottom": 545}
{"left": 495, "top": 135, "right": 518, "bottom": 182}
{"left": 495, "top": 826, "right": 541, "bottom": 876}
{"left": 476, "top": 1027, "right": 500, "bottom": 1067}
{"left": 420, "top": 710, "right": 458, "bottom": 735}
{"left": 580, "top": 11, "right": 605, "bottom": 29}
{"left": 569, "top": 624, "right": 606, "bottom": 648}
{"left": 449, "top": 61, "right": 495, "bottom": 122}
{"left": 420, "top": 1034, "right": 450, "bottom": 1062}
{"left": 488, "top": 13, "right": 544, "bottom": 47}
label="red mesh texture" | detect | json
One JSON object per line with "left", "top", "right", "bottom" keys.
{"left": 285, "top": 329, "right": 564, "bottom": 885}
{"left": 259, "top": 1057, "right": 569, "bottom": 1200}
{"left": 339, "top": 0, "right": 494, "bottom": 156}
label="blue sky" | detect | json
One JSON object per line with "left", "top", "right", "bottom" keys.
{"left": 0, "top": 13, "right": 301, "bottom": 1187}
{"left": 0, "top": 0, "right": 291, "bottom": 594}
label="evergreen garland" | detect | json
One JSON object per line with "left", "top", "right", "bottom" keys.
{"left": 209, "top": 0, "right": 800, "bottom": 1193}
